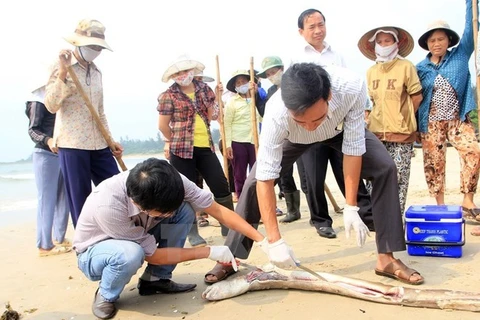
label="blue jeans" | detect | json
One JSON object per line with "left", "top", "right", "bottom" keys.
{"left": 77, "top": 202, "right": 195, "bottom": 301}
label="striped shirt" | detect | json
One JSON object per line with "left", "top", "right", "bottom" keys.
{"left": 256, "top": 65, "right": 367, "bottom": 181}
{"left": 73, "top": 170, "right": 213, "bottom": 256}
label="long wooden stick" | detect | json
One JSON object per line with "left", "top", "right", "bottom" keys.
{"left": 249, "top": 57, "right": 259, "bottom": 155}
{"left": 215, "top": 55, "right": 230, "bottom": 183}
{"left": 66, "top": 65, "right": 127, "bottom": 171}
{"left": 324, "top": 183, "right": 342, "bottom": 213}
{"left": 473, "top": 0, "right": 480, "bottom": 132}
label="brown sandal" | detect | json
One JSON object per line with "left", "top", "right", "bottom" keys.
{"left": 375, "top": 259, "right": 424, "bottom": 285}
{"left": 462, "top": 207, "right": 480, "bottom": 222}
{"left": 204, "top": 263, "right": 236, "bottom": 284}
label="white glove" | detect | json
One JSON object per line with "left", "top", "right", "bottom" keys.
{"left": 343, "top": 204, "right": 370, "bottom": 247}
{"left": 267, "top": 238, "right": 299, "bottom": 269}
{"left": 208, "top": 246, "right": 238, "bottom": 271}
{"left": 257, "top": 237, "right": 269, "bottom": 255}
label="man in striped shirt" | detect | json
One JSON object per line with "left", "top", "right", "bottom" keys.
{"left": 209, "top": 62, "right": 424, "bottom": 286}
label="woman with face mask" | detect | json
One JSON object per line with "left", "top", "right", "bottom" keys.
{"left": 44, "top": 19, "right": 123, "bottom": 228}
{"left": 157, "top": 54, "right": 235, "bottom": 249}
{"left": 416, "top": 0, "right": 480, "bottom": 234}
{"left": 357, "top": 26, "right": 423, "bottom": 215}
{"left": 222, "top": 70, "right": 262, "bottom": 200}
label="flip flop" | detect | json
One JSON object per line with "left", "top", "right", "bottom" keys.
{"left": 39, "top": 245, "right": 72, "bottom": 257}
{"left": 197, "top": 216, "right": 209, "bottom": 227}
{"left": 54, "top": 238, "right": 72, "bottom": 247}
{"left": 461, "top": 206, "right": 480, "bottom": 222}
{"left": 204, "top": 263, "right": 236, "bottom": 284}
{"left": 375, "top": 259, "right": 424, "bottom": 285}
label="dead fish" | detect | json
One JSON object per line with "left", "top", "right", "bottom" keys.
{"left": 202, "top": 265, "right": 480, "bottom": 312}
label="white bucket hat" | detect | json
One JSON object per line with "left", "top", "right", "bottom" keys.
{"left": 418, "top": 20, "right": 460, "bottom": 51}
{"left": 194, "top": 71, "right": 215, "bottom": 83}
{"left": 63, "top": 19, "right": 112, "bottom": 51}
{"left": 162, "top": 54, "right": 205, "bottom": 83}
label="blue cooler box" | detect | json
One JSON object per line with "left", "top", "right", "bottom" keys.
{"left": 405, "top": 205, "right": 465, "bottom": 258}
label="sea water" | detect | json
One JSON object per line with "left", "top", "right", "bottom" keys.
{"left": 0, "top": 156, "right": 158, "bottom": 228}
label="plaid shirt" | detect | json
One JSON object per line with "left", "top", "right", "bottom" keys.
{"left": 157, "top": 80, "right": 216, "bottom": 159}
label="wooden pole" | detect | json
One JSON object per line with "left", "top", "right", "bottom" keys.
{"left": 324, "top": 183, "right": 342, "bottom": 213}
{"left": 473, "top": 0, "right": 480, "bottom": 132}
{"left": 215, "top": 55, "right": 230, "bottom": 183}
{"left": 249, "top": 57, "right": 259, "bottom": 155}
{"left": 66, "top": 66, "right": 127, "bottom": 171}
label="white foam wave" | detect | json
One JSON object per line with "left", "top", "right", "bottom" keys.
{"left": 0, "top": 199, "right": 37, "bottom": 213}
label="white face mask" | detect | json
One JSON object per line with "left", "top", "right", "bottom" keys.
{"left": 235, "top": 83, "right": 250, "bottom": 95}
{"left": 374, "top": 43, "right": 399, "bottom": 62}
{"left": 267, "top": 70, "right": 283, "bottom": 86}
{"left": 79, "top": 46, "right": 102, "bottom": 62}
{"left": 173, "top": 70, "right": 194, "bottom": 86}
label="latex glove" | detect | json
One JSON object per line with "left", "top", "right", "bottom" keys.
{"left": 343, "top": 204, "right": 370, "bottom": 247}
{"left": 267, "top": 238, "right": 299, "bottom": 269}
{"left": 257, "top": 237, "right": 269, "bottom": 255}
{"left": 208, "top": 246, "right": 238, "bottom": 271}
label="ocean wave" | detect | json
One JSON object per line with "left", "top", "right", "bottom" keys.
{"left": 0, "top": 173, "right": 35, "bottom": 181}
{"left": 0, "top": 199, "right": 37, "bottom": 213}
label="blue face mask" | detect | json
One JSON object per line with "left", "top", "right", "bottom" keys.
{"left": 235, "top": 83, "right": 249, "bottom": 94}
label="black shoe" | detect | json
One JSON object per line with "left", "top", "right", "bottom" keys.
{"left": 365, "top": 222, "right": 375, "bottom": 232}
{"left": 92, "top": 289, "right": 117, "bottom": 319}
{"left": 316, "top": 226, "right": 337, "bottom": 239}
{"left": 137, "top": 279, "right": 197, "bottom": 296}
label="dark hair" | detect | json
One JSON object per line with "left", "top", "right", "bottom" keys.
{"left": 126, "top": 158, "right": 185, "bottom": 213}
{"left": 281, "top": 63, "right": 331, "bottom": 115}
{"left": 298, "top": 9, "right": 326, "bottom": 29}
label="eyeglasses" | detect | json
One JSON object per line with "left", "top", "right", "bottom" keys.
{"left": 139, "top": 208, "right": 175, "bottom": 219}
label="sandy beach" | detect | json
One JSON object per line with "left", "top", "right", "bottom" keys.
{"left": 1, "top": 147, "right": 480, "bottom": 320}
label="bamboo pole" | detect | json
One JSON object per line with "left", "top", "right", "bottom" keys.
{"left": 249, "top": 57, "right": 260, "bottom": 155}
{"left": 473, "top": 0, "right": 480, "bottom": 133}
{"left": 66, "top": 66, "right": 127, "bottom": 171}
{"left": 215, "top": 55, "right": 230, "bottom": 183}
{"left": 324, "top": 183, "right": 342, "bottom": 213}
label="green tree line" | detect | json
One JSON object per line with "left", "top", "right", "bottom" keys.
{"left": 119, "top": 129, "right": 221, "bottom": 155}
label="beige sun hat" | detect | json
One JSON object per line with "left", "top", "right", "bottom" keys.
{"left": 418, "top": 20, "right": 460, "bottom": 51}
{"left": 358, "top": 26, "right": 414, "bottom": 61}
{"left": 194, "top": 70, "right": 215, "bottom": 83}
{"left": 63, "top": 19, "right": 112, "bottom": 51}
{"left": 226, "top": 70, "right": 259, "bottom": 93}
{"left": 162, "top": 54, "right": 205, "bottom": 83}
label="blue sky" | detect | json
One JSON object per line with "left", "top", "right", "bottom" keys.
{"left": 0, "top": 0, "right": 471, "bottom": 162}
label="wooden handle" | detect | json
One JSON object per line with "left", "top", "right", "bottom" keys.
{"left": 66, "top": 65, "right": 127, "bottom": 171}
{"left": 215, "top": 55, "right": 230, "bottom": 183}
{"left": 473, "top": 0, "right": 480, "bottom": 133}
{"left": 249, "top": 57, "right": 259, "bottom": 156}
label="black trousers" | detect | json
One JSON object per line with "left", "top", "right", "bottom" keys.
{"left": 225, "top": 130, "right": 406, "bottom": 258}
{"left": 170, "top": 147, "right": 230, "bottom": 198}
{"left": 301, "top": 143, "right": 373, "bottom": 228}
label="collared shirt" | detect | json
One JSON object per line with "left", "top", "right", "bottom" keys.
{"left": 224, "top": 94, "right": 261, "bottom": 147}
{"left": 44, "top": 58, "right": 111, "bottom": 150}
{"left": 416, "top": 0, "right": 475, "bottom": 132}
{"left": 290, "top": 40, "right": 347, "bottom": 67}
{"left": 157, "top": 80, "right": 216, "bottom": 159}
{"left": 256, "top": 65, "right": 367, "bottom": 181}
{"left": 73, "top": 170, "right": 213, "bottom": 256}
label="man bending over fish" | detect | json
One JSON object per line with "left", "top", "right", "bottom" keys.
{"left": 205, "top": 62, "right": 424, "bottom": 287}
{"left": 72, "top": 158, "right": 267, "bottom": 319}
